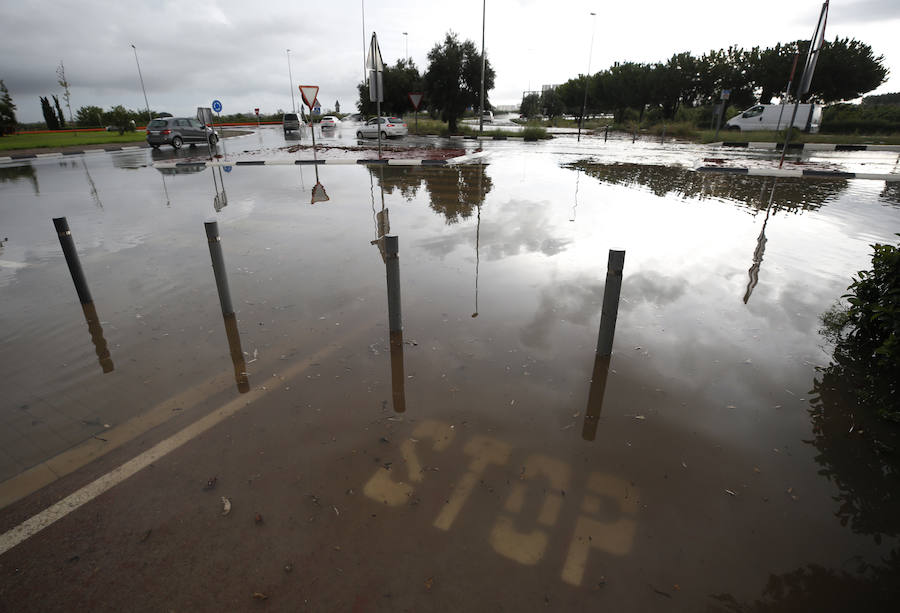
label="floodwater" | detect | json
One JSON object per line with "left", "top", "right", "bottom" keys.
{"left": 1, "top": 132, "right": 899, "bottom": 611}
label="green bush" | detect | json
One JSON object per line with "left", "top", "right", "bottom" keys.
{"left": 521, "top": 126, "right": 548, "bottom": 141}
{"left": 820, "top": 235, "right": 900, "bottom": 421}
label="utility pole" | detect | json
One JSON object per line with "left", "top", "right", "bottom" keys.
{"left": 478, "top": 0, "right": 486, "bottom": 134}
{"left": 130, "top": 44, "right": 151, "bottom": 124}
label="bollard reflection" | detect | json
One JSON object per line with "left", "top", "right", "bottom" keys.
{"left": 384, "top": 235, "right": 405, "bottom": 413}
{"left": 52, "top": 216, "right": 114, "bottom": 374}
{"left": 582, "top": 354, "right": 611, "bottom": 441}
{"left": 223, "top": 312, "right": 250, "bottom": 393}
{"left": 82, "top": 302, "right": 114, "bottom": 373}
{"left": 581, "top": 250, "right": 625, "bottom": 440}
{"left": 204, "top": 221, "right": 250, "bottom": 393}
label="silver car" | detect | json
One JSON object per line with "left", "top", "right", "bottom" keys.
{"left": 356, "top": 117, "right": 408, "bottom": 139}
{"left": 146, "top": 117, "right": 218, "bottom": 149}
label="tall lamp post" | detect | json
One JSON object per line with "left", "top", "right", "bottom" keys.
{"left": 130, "top": 44, "right": 151, "bottom": 125}
{"left": 403, "top": 32, "right": 409, "bottom": 61}
{"left": 577, "top": 12, "right": 597, "bottom": 143}
{"left": 478, "top": 0, "right": 486, "bottom": 135}
{"left": 287, "top": 49, "right": 296, "bottom": 113}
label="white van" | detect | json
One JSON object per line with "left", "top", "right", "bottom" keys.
{"left": 725, "top": 103, "right": 822, "bottom": 133}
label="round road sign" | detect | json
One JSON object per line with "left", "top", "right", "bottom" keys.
{"left": 212, "top": 100, "right": 223, "bottom": 113}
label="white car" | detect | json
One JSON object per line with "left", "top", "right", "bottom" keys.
{"left": 320, "top": 115, "right": 340, "bottom": 128}
{"left": 357, "top": 117, "right": 408, "bottom": 139}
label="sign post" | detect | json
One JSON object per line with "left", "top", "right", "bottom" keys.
{"left": 408, "top": 92, "right": 423, "bottom": 135}
{"left": 300, "top": 85, "right": 328, "bottom": 204}
{"left": 714, "top": 89, "right": 730, "bottom": 140}
{"left": 254, "top": 107, "right": 260, "bottom": 127}
{"left": 366, "top": 32, "right": 385, "bottom": 159}
{"left": 211, "top": 99, "right": 226, "bottom": 158}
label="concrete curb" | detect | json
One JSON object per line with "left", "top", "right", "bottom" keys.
{"left": 0, "top": 145, "right": 149, "bottom": 161}
{"left": 695, "top": 166, "right": 900, "bottom": 181}
{"left": 715, "top": 141, "right": 900, "bottom": 152}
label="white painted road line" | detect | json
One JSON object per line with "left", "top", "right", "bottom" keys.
{"left": 0, "top": 332, "right": 357, "bottom": 556}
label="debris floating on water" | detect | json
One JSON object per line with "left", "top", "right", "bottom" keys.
{"left": 221, "top": 497, "right": 232, "bottom": 515}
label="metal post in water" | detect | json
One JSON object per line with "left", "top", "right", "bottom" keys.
{"left": 604, "top": 124, "right": 608, "bottom": 142}
{"left": 596, "top": 250, "right": 625, "bottom": 357}
{"left": 82, "top": 302, "right": 114, "bottom": 373}
{"left": 204, "top": 221, "right": 234, "bottom": 316}
{"left": 582, "top": 354, "right": 611, "bottom": 441}
{"left": 384, "top": 234, "right": 405, "bottom": 412}
{"left": 384, "top": 235, "right": 402, "bottom": 333}
{"left": 53, "top": 217, "right": 92, "bottom": 305}
{"left": 53, "top": 217, "right": 114, "bottom": 373}
{"left": 390, "top": 330, "right": 406, "bottom": 413}
{"left": 204, "top": 221, "right": 249, "bottom": 392}
{"left": 660, "top": 125, "right": 666, "bottom": 144}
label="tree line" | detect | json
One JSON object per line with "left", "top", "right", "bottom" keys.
{"left": 531, "top": 37, "right": 887, "bottom": 123}
{"left": 357, "top": 31, "right": 495, "bottom": 132}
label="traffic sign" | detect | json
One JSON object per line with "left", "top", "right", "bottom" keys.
{"left": 313, "top": 105, "right": 321, "bottom": 115}
{"left": 212, "top": 100, "right": 222, "bottom": 113}
{"left": 254, "top": 108, "right": 259, "bottom": 115}
{"left": 408, "top": 92, "right": 424, "bottom": 110}
{"left": 223, "top": 165, "right": 232, "bottom": 173}
{"left": 299, "top": 85, "right": 319, "bottom": 109}
{"left": 311, "top": 182, "right": 329, "bottom": 204}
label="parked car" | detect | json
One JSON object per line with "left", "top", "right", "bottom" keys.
{"left": 482, "top": 110, "right": 494, "bottom": 123}
{"left": 725, "top": 103, "right": 822, "bottom": 133}
{"left": 356, "top": 117, "right": 408, "bottom": 139}
{"left": 146, "top": 117, "right": 218, "bottom": 149}
{"left": 319, "top": 115, "right": 340, "bottom": 128}
{"left": 282, "top": 112, "right": 301, "bottom": 132}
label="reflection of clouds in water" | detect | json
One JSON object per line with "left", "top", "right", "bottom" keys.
{"left": 623, "top": 270, "right": 686, "bottom": 306}
{"left": 520, "top": 277, "right": 603, "bottom": 350}
{"left": 417, "top": 198, "right": 573, "bottom": 262}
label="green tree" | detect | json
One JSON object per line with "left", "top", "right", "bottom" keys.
{"left": 810, "top": 37, "right": 888, "bottom": 103}
{"left": 75, "top": 105, "right": 104, "bottom": 127}
{"left": 106, "top": 104, "right": 131, "bottom": 134}
{"left": 357, "top": 58, "right": 423, "bottom": 116}
{"left": 519, "top": 92, "right": 541, "bottom": 118}
{"left": 40, "top": 96, "right": 59, "bottom": 129}
{"left": 52, "top": 94, "right": 65, "bottom": 128}
{"left": 540, "top": 87, "right": 564, "bottom": 118}
{"left": 0, "top": 80, "right": 17, "bottom": 135}
{"left": 423, "top": 31, "right": 495, "bottom": 132}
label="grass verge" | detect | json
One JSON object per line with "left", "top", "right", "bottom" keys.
{"left": 0, "top": 131, "right": 146, "bottom": 152}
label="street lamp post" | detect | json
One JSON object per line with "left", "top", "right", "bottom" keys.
{"left": 402, "top": 32, "right": 408, "bottom": 61}
{"left": 287, "top": 49, "right": 296, "bottom": 113}
{"left": 578, "top": 12, "right": 597, "bottom": 143}
{"left": 478, "top": 0, "right": 486, "bottom": 135}
{"left": 130, "top": 44, "right": 151, "bottom": 125}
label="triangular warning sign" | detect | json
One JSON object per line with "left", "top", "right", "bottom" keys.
{"left": 299, "top": 85, "right": 319, "bottom": 109}
{"left": 408, "top": 92, "right": 424, "bottom": 110}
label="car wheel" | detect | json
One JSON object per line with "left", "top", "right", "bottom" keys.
{"left": 727, "top": 125, "right": 740, "bottom": 132}
{"left": 381, "top": 131, "right": 388, "bottom": 140}
{"left": 172, "top": 136, "right": 183, "bottom": 150}
{"left": 356, "top": 131, "right": 363, "bottom": 139}
{"left": 209, "top": 133, "right": 219, "bottom": 145}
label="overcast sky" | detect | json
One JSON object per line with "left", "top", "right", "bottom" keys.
{"left": 1, "top": 0, "right": 898, "bottom": 123}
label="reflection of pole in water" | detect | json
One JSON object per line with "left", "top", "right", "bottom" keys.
{"left": 204, "top": 221, "right": 250, "bottom": 393}
{"left": 52, "top": 217, "right": 114, "bottom": 374}
{"left": 571, "top": 167, "right": 580, "bottom": 222}
{"left": 211, "top": 166, "right": 228, "bottom": 212}
{"left": 370, "top": 165, "right": 389, "bottom": 262}
{"left": 582, "top": 250, "right": 625, "bottom": 440}
{"left": 81, "top": 159, "right": 102, "bottom": 209}
{"left": 473, "top": 163, "right": 483, "bottom": 317}
{"left": 582, "top": 354, "right": 610, "bottom": 441}
{"left": 743, "top": 179, "right": 777, "bottom": 304}
{"left": 384, "top": 235, "right": 405, "bottom": 412}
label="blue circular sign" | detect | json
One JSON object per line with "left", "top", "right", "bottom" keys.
{"left": 212, "top": 100, "right": 222, "bottom": 113}
{"left": 223, "top": 166, "right": 232, "bottom": 173}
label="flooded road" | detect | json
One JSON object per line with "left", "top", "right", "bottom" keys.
{"left": 1, "top": 136, "right": 899, "bottom": 611}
